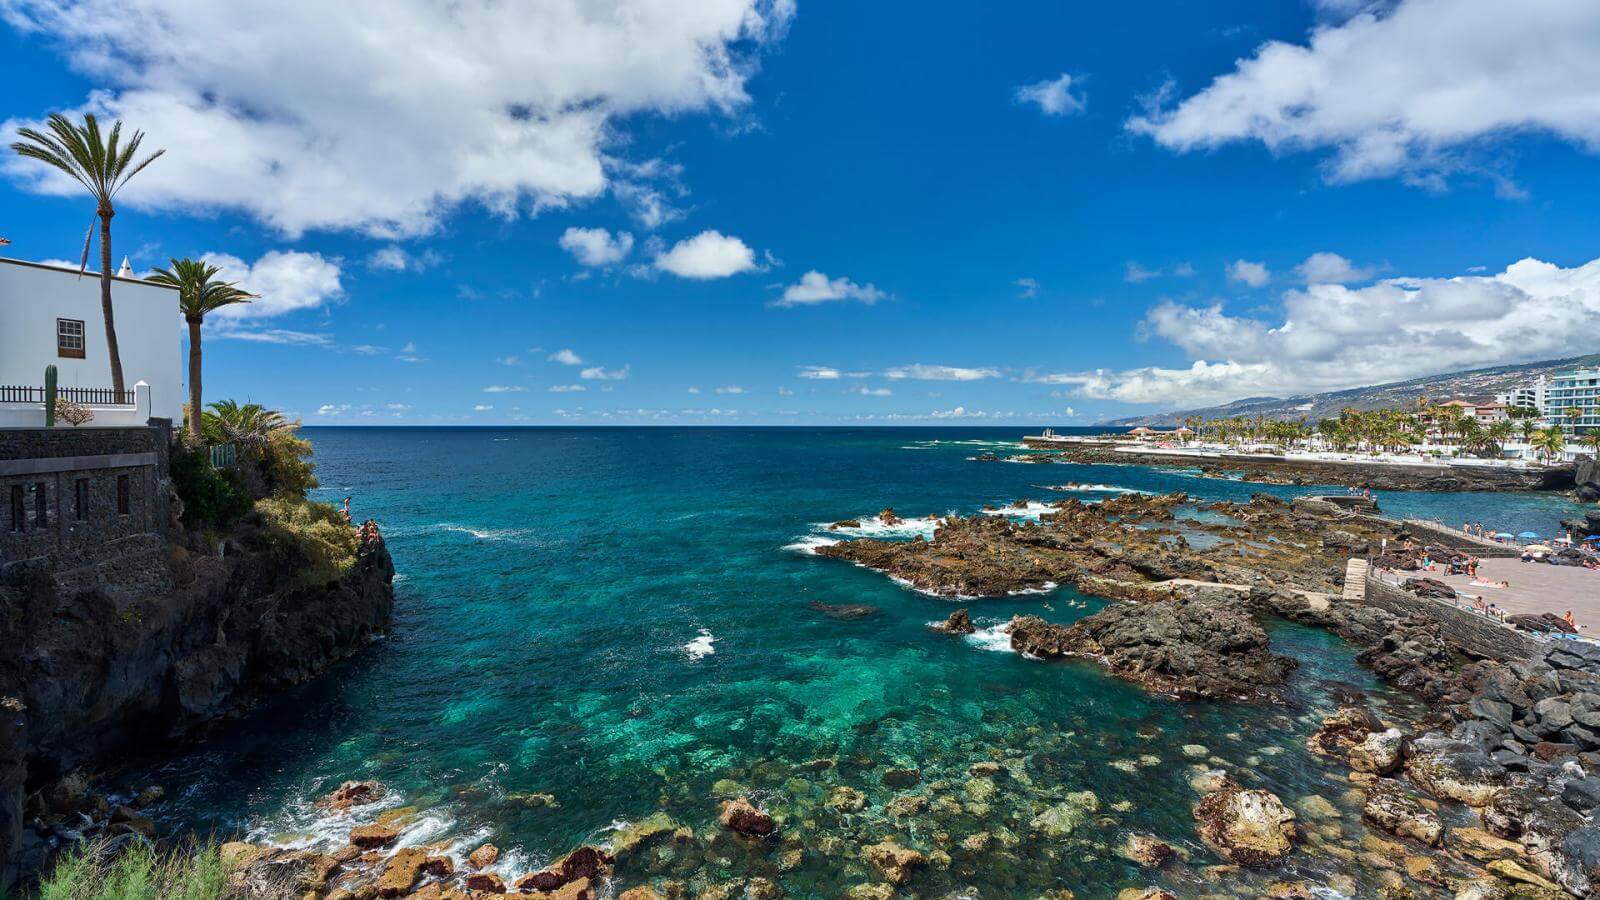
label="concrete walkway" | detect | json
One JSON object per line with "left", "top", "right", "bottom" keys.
{"left": 1427, "top": 557, "right": 1600, "bottom": 631}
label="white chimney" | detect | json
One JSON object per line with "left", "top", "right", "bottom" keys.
{"left": 118, "top": 257, "right": 133, "bottom": 277}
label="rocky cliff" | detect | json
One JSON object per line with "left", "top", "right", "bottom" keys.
{"left": 0, "top": 521, "right": 394, "bottom": 884}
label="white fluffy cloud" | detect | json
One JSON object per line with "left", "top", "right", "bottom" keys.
{"left": 1226, "top": 259, "right": 1271, "bottom": 288}
{"left": 849, "top": 386, "right": 892, "bottom": 396}
{"left": 1031, "top": 255, "right": 1600, "bottom": 407}
{"left": 1295, "top": 251, "right": 1377, "bottom": 284}
{"left": 0, "top": 0, "right": 793, "bottom": 237}
{"left": 771, "top": 270, "right": 887, "bottom": 307}
{"left": 653, "top": 230, "right": 757, "bottom": 279}
{"left": 559, "top": 227, "right": 634, "bottom": 266}
{"left": 714, "top": 385, "right": 744, "bottom": 394}
{"left": 797, "top": 366, "right": 842, "bottom": 380}
{"left": 199, "top": 250, "right": 343, "bottom": 320}
{"left": 548, "top": 348, "right": 584, "bottom": 366}
{"left": 883, "top": 364, "right": 1000, "bottom": 381}
{"left": 482, "top": 385, "right": 527, "bottom": 393}
{"left": 1127, "top": 0, "right": 1600, "bottom": 190}
{"left": 366, "top": 245, "right": 440, "bottom": 272}
{"left": 1014, "top": 73, "right": 1086, "bottom": 117}
{"left": 548, "top": 384, "right": 586, "bottom": 393}
{"left": 580, "top": 364, "right": 630, "bottom": 381}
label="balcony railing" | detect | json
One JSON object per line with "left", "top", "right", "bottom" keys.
{"left": 0, "top": 385, "right": 136, "bottom": 406}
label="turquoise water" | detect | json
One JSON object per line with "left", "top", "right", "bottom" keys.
{"left": 132, "top": 428, "right": 1589, "bottom": 896}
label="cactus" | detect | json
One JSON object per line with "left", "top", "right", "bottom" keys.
{"left": 44, "top": 364, "right": 57, "bottom": 427}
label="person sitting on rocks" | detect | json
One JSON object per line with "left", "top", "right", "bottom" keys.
{"left": 1566, "top": 610, "right": 1580, "bottom": 630}
{"left": 341, "top": 496, "right": 353, "bottom": 523}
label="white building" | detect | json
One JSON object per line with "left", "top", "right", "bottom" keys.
{"left": 0, "top": 257, "right": 180, "bottom": 427}
{"left": 1496, "top": 376, "right": 1547, "bottom": 413}
{"left": 1541, "top": 369, "right": 1600, "bottom": 435}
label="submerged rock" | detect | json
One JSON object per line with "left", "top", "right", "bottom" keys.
{"left": 863, "top": 840, "right": 925, "bottom": 885}
{"left": 1192, "top": 778, "right": 1297, "bottom": 866}
{"left": 809, "top": 601, "right": 879, "bottom": 620}
{"left": 719, "top": 798, "right": 776, "bottom": 837}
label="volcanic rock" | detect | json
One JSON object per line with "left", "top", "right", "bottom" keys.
{"left": 720, "top": 798, "right": 776, "bottom": 837}
{"left": 1192, "top": 778, "right": 1297, "bottom": 866}
{"left": 1009, "top": 597, "right": 1296, "bottom": 700}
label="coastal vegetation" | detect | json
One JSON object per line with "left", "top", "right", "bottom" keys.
{"left": 8, "top": 113, "right": 164, "bottom": 394}
{"left": 30, "top": 838, "right": 227, "bottom": 900}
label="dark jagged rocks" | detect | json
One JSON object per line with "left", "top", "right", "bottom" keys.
{"left": 808, "top": 601, "right": 879, "bottom": 620}
{"left": 1008, "top": 597, "right": 1297, "bottom": 700}
{"left": 931, "top": 608, "right": 975, "bottom": 634}
{"left": 0, "top": 525, "right": 394, "bottom": 882}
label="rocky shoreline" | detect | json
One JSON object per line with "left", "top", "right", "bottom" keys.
{"left": 809, "top": 492, "right": 1600, "bottom": 896}
{"left": 0, "top": 518, "right": 396, "bottom": 884}
{"left": 1007, "top": 441, "right": 1579, "bottom": 494}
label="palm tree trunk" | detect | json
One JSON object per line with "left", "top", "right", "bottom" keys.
{"left": 98, "top": 208, "right": 126, "bottom": 395}
{"left": 186, "top": 315, "right": 204, "bottom": 436}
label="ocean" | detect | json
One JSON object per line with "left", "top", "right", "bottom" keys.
{"left": 129, "top": 427, "right": 1588, "bottom": 896}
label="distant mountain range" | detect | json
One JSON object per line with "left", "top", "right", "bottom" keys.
{"left": 1101, "top": 353, "right": 1600, "bottom": 427}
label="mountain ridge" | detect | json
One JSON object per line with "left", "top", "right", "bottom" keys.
{"left": 1100, "top": 353, "right": 1600, "bottom": 427}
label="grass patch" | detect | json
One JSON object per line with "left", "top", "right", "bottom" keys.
{"left": 30, "top": 838, "right": 229, "bottom": 900}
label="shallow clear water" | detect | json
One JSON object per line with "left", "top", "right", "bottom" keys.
{"left": 130, "top": 427, "right": 1588, "bottom": 896}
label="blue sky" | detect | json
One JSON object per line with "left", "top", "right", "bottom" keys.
{"left": 5, "top": 0, "right": 1600, "bottom": 425}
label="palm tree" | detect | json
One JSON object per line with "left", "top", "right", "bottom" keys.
{"left": 10, "top": 113, "right": 165, "bottom": 394}
{"left": 1487, "top": 420, "right": 1514, "bottom": 458}
{"left": 148, "top": 258, "right": 253, "bottom": 436}
{"left": 201, "top": 400, "right": 289, "bottom": 450}
{"left": 1531, "top": 426, "right": 1567, "bottom": 464}
{"left": 1585, "top": 428, "right": 1600, "bottom": 459}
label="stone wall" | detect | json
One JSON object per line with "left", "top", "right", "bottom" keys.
{"left": 1359, "top": 573, "right": 1536, "bottom": 664}
{"left": 0, "top": 422, "right": 172, "bottom": 590}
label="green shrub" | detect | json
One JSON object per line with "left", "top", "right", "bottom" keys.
{"left": 170, "top": 444, "right": 252, "bottom": 531}
{"left": 32, "top": 838, "right": 228, "bottom": 900}
{"left": 252, "top": 496, "right": 360, "bottom": 588}
{"left": 254, "top": 428, "right": 318, "bottom": 499}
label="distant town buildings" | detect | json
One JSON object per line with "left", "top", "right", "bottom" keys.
{"left": 1495, "top": 370, "right": 1599, "bottom": 435}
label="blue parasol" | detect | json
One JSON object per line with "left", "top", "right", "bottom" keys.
{"left": 1517, "top": 531, "right": 1540, "bottom": 539}
{"left": 1494, "top": 532, "right": 1515, "bottom": 539}
{"left": 1586, "top": 536, "right": 1600, "bottom": 543}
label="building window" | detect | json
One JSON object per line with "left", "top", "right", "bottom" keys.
{"left": 117, "top": 475, "right": 130, "bottom": 515}
{"left": 9, "top": 486, "right": 23, "bottom": 532}
{"left": 57, "top": 318, "right": 86, "bottom": 359}
{"left": 73, "top": 478, "right": 88, "bottom": 521}
{"left": 33, "top": 482, "right": 46, "bottom": 528}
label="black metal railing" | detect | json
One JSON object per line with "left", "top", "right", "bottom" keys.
{"left": 0, "top": 385, "right": 136, "bottom": 405}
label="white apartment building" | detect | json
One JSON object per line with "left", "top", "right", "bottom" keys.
{"left": 0, "top": 258, "right": 180, "bottom": 427}
{"left": 1541, "top": 369, "right": 1600, "bottom": 435}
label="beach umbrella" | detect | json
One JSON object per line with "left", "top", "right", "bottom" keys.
{"left": 1523, "top": 544, "right": 1554, "bottom": 554}
{"left": 1586, "top": 536, "right": 1600, "bottom": 543}
{"left": 1517, "top": 531, "right": 1540, "bottom": 539}
{"left": 1494, "top": 532, "right": 1515, "bottom": 539}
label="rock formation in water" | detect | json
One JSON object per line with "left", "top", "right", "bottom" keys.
{"left": 1007, "top": 596, "right": 1297, "bottom": 700}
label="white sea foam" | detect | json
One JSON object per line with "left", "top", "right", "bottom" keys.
{"left": 783, "top": 535, "right": 841, "bottom": 554}
{"left": 1037, "top": 483, "right": 1151, "bottom": 495}
{"left": 965, "top": 621, "right": 1016, "bottom": 653}
{"left": 1009, "top": 580, "right": 1058, "bottom": 596}
{"left": 815, "top": 515, "right": 940, "bottom": 540}
{"left": 684, "top": 629, "right": 717, "bottom": 659}
{"left": 978, "top": 501, "right": 1056, "bottom": 519}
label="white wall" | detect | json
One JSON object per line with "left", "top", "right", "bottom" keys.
{"left": 0, "top": 258, "right": 181, "bottom": 424}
